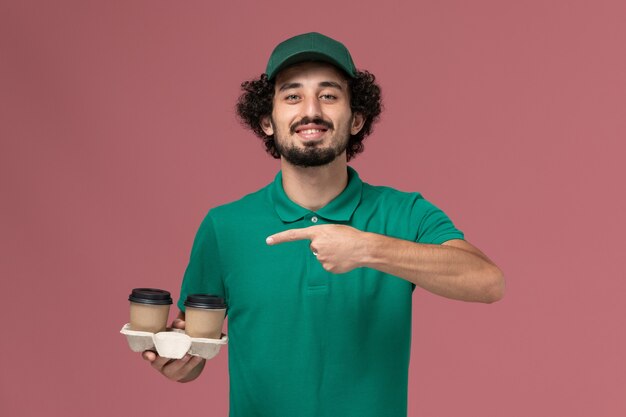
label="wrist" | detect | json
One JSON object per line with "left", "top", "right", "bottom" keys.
{"left": 358, "top": 231, "right": 382, "bottom": 269}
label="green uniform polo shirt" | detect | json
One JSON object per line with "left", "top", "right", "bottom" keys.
{"left": 178, "top": 167, "right": 463, "bottom": 417}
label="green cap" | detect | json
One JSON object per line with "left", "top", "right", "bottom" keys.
{"left": 265, "top": 32, "right": 356, "bottom": 80}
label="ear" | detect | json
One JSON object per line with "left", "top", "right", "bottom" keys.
{"left": 350, "top": 112, "right": 366, "bottom": 135}
{"left": 260, "top": 116, "right": 274, "bottom": 136}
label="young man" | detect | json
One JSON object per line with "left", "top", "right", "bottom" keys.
{"left": 143, "top": 32, "right": 504, "bottom": 417}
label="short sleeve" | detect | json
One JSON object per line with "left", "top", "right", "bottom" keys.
{"left": 178, "top": 211, "right": 225, "bottom": 312}
{"left": 413, "top": 197, "right": 464, "bottom": 245}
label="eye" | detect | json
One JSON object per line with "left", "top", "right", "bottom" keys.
{"left": 320, "top": 94, "right": 337, "bottom": 101}
{"left": 284, "top": 94, "right": 300, "bottom": 102}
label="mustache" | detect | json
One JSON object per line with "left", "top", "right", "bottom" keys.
{"left": 289, "top": 117, "right": 334, "bottom": 134}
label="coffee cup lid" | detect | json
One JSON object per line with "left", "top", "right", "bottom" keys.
{"left": 184, "top": 294, "right": 226, "bottom": 309}
{"left": 129, "top": 288, "right": 173, "bottom": 305}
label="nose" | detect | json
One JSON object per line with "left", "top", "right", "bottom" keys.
{"left": 302, "top": 94, "right": 323, "bottom": 119}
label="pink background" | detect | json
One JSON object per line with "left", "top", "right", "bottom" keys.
{"left": 1, "top": 1, "right": 624, "bottom": 416}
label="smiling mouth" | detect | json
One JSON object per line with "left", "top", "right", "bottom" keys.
{"left": 295, "top": 126, "right": 328, "bottom": 141}
{"left": 290, "top": 117, "right": 333, "bottom": 135}
{"left": 298, "top": 128, "right": 326, "bottom": 134}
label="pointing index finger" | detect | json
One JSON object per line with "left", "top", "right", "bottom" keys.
{"left": 266, "top": 227, "right": 316, "bottom": 245}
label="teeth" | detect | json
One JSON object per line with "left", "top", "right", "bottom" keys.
{"left": 300, "top": 129, "right": 323, "bottom": 134}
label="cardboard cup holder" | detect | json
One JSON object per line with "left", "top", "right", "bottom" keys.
{"left": 120, "top": 323, "right": 227, "bottom": 360}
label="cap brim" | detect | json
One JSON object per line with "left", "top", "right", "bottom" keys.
{"left": 267, "top": 51, "right": 354, "bottom": 80}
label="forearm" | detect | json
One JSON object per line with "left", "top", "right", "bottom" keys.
{"left": 360, "top": 233, "right": 504, "bottom": 303}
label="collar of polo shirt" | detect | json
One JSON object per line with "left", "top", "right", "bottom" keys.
{"left": 271, "top": 166, "right": 363, "bottom": 223}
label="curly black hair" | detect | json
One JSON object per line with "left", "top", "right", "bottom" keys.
{"left": 236, "top": 70, "right": 382, "bottom": 161}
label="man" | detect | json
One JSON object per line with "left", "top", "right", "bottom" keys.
{"left": 143, "top": 32, "right": 504, "bottom": 416}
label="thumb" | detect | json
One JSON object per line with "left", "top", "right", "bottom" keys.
{"left": 142, "top": 350, "right": 157, "bottom": 362}
{"left": 172, "top": 318, "right": 185, "bottom": 330}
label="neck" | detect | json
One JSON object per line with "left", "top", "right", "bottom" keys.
{"left": 280, "top": 156, "right": 349, "bottom": 211}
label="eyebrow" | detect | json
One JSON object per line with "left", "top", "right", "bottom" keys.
{"left": 278, "top": 81, "right": 344, "bottom": 92}
{"left": 319, "top": 81, "right": 343, "bottom": 90}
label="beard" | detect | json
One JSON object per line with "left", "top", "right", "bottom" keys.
{"left": 272, "top": 116, "right": 351, "bottom": 168}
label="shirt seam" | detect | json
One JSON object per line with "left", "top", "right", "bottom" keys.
{"left": 207, "top": 211, "right": 227, "bottom": 309}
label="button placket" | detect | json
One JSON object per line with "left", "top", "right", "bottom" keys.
{"left": 305, "top": 213, "right": 327, "bottom": 291}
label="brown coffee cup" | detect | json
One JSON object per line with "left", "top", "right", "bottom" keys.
{"left": 128, "top": 288, "right": 173, "bottom": 333}
{"left": 184, "top": 294, "right": 226, "bottom": 339}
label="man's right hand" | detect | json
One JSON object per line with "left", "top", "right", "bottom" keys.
{"left": 141, "top": 312, "right": 206, "bottom": 383}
